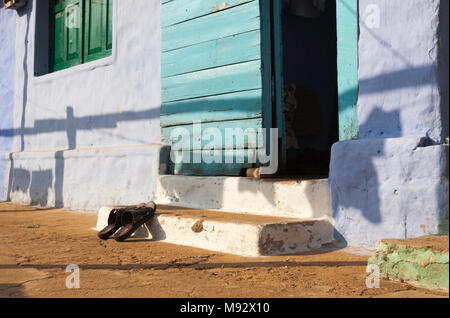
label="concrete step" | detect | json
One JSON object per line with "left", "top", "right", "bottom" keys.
{"left": 154, "top": 175, "right": 332, "bottom": 219}
{"left": 94, "top": 205, "right": 334, "bottom": 257}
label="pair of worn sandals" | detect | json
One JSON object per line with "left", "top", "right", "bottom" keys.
{"left": 97, "top": 201, "right": 157, "bottom": 241}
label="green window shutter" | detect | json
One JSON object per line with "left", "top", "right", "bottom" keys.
{"left": 52, "top": 0, "right": 84, "bottom": 72}
{"left": 84, "top": 0, "right": 112, "bottom": 63}
{"left": 106, "top": 0, "right": 113, "bottom": 51}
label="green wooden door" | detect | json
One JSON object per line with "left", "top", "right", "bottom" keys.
{"left": 161, "top": 0, "right": 274, "bottom": 176}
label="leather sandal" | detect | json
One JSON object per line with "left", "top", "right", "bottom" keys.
{"left": 97, "top": 208, "right": 124, "bottom": 240}
{"left": 113, "top": 202, "right": 157, "bottom": 242}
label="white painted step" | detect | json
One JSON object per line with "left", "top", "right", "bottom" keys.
{"left": 94, "top": 205, "right": 334, "bottom": 257}
{"left": 154, "top": 175, "right": 332, "bottom": 219}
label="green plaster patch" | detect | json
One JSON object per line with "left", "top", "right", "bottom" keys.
{"left": 369, "top": 237, "right": 449, "bottom": 291}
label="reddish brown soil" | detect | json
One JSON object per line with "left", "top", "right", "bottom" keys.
{"left": 0, "top": 202, "right": 448, "bottom": 298}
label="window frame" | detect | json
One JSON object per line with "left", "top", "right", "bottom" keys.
{"left": 49, "top": 0, "right": 113, "bottom": 73}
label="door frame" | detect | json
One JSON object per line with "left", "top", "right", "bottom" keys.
{"left": 271, "top": 0, "right": 360, "bottom": 172}
{"left": 336, "top": 0, "right": 359, "bottom": 141}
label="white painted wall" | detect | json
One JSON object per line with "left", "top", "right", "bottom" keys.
{"left": 13, "top": 0, "right": 162, "bottom": 151}
{"left": 0, "top": 3, "right": 16, "bottom": 201}
{"left": 3, "top": 0, "right": 164, "bottom": 211}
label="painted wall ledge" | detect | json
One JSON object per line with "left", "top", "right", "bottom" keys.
{"left": 1, "top": 144, "right": 167, "bottom": 211}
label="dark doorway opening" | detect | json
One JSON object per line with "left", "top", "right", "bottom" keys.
{"left": 279, "top": 0, "right": 339, "bottom": 178}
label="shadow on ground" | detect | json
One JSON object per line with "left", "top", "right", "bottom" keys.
{"left": 0, "top": 284, "right": 26, "bottom": 298}
{"left": 0, "top": 260, "right": 368, "bottom": 271}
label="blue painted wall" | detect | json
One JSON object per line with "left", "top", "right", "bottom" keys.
{"left": 357, "top": 0, "right": 445, "bottom": 144}
{"left": 0, "top": 4, "right": 16, "bottom": 201}
{"left": 1, "top": 1, "right": 164, "bottom": 211}
{"left": 330, "top": 0, "right": 449, "bottom": 249}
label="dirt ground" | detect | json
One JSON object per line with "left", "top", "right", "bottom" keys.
{"left": 0, "top": 202, "right": 448, "bottom": 298}
{"left": 381, "top": 236, "right": 449, "bottom": 252}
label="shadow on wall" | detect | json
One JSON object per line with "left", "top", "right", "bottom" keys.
{"left": 2, "top": 95, "right": 158, "bottom": 207}
{"left": 9, "top": 168, "right": 53, "bottom": 206}
{"left": 330, "top": 1, "right": 450, "bottom": 247}
{"left": 0, "top": 1, "right": 160, "bottom": 208}
{"left": 330, "top": 108, "right": 401, "bottom": 246}
{"left": 17, "top": 1, "right": 32, "bottom": 152}
{"left": 5, "top": 106, "right": 76, "bottom": 207}
{"left": 331, "top": 60, "right": 447, "bottom": 246}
